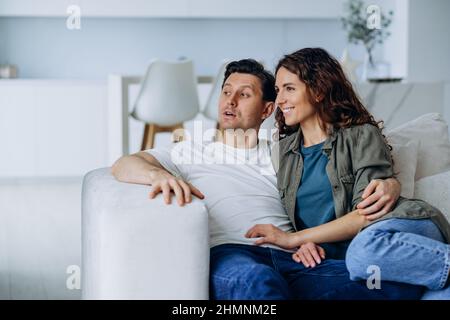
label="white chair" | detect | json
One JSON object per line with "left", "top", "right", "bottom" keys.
{"left": 131, "top": 59, "right": 200, "bottom": 150}
{"left": 202, "top": 60, "right": 230, "bottom": 126}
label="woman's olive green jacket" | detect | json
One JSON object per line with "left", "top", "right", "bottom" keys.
{"left": 273, "top": 123, "right": 450, "bottom": 243}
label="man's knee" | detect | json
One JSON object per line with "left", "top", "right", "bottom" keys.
{"left": 210, "top": 264, "right": 288, "bottom": 300}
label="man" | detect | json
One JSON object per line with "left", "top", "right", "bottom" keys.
{"left": 112, "top": 59, "right": 421, "bottom": 299}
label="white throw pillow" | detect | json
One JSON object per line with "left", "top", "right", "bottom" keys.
{"left": 414, "top": 170, "right": 450, "bottom": 223}
{"left": 390, "top": 140, "right": 419, "bottom": 198}
{"left": 387, "top": 113, "right": 450, "bottom": 181}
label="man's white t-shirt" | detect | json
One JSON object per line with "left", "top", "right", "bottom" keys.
{"left": 146, "top": 140, "right": 295, "bottom": 251}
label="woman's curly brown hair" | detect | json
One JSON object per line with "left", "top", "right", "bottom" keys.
{"left": 275, "top": 47, "right": 393, "bottom": 159}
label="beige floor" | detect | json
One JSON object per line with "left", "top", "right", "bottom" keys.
{"left": 0, "top": 177, "right": 82, "bottom": 299}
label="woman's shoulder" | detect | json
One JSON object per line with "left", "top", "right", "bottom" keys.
{"left": 337, "top": 123, "right": 383, "bottom": 141}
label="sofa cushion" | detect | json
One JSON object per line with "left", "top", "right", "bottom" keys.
{"left": 414, "top": 170, "right": 450, "bottom": 223}
{"left": 387, "top": 113, "right": 450, "bottom": 181}
{"left": 390, "top": 140, "right": 419, "bottom": 198}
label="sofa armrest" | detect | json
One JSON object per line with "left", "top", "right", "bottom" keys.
{"left": 81, "top": 167, "right": 209, "bottom": 299}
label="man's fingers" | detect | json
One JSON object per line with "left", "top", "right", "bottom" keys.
{"left": 161, "top": 183, "right": 172, "bottom": 204}
{"left": 188, "top": 183, "right": 205, "bottom": 199}
{"left": 359, "top": 195, "right": 389, "bottom": 215}
{"left": 177, "top": 180, "right": 192, "bottom": 203}
{"left": 149, "top": 185, "right": 161, "bottom": 199}
{"left": 365, "top": 204, "right": 391, "bottom": 221}
{"left": 357, "top": 191, "right": 383, "bottom": 211}
{"left": 361, "top": 180, "right": 379, "bottom": 199}
{"left": 168, "top": 180, "right": 185, "bottom": 206}
{"left": 292, "top": 253, "right": 301, "bottom": 263}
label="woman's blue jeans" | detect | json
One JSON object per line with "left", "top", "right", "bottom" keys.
{"left": 210, "top": 243, "right": 423, "bottom": 300}
{"left": 346, "top": 218, "right": 450, "bottom": 299}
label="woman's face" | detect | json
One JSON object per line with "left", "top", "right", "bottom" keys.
{"left": 275, "top": 66, "right": 316, "bottom": 127}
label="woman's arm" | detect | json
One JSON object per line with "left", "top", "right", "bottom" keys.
{"left": 246, "top": 209, "right": 369, "bottom": 249}
{"left": 291, "top": 209, "right": 370, "bottom": 246}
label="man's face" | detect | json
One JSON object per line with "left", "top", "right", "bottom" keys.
{"left": 218, "top": 73, "right": 273, "bottom": 131}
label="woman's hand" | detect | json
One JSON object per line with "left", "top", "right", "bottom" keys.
{"left": 245, "top": 224, "right": 296, "bottom": 249}
{"left": 292, "top": 242, "right": 326, "bottom": 268}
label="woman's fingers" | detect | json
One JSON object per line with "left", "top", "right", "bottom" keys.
{"left": 297, "top": 251, "right": 309, "bottom": 268}
{"left": 245, "top": 225, "right": 268, "bottom": 238}
{"left": 308, "top": 246, "right": 322, "bottom": 265}
{"left": 317, "top": 245, "right": 326, "bottom": 259}
{"left": 302, "top": 248, "right": 316, "bottom": 267}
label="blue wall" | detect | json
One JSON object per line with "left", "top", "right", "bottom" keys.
{"left": 0, "top": 17, "right": 348, "bottom": 79}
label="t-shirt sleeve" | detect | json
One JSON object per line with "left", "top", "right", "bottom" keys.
{"left": 145, "top": 143, "right": 185, "bottom": 179}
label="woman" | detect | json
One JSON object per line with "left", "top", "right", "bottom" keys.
{"left": 246, "top": 48, "right": 450, "bottom": 296}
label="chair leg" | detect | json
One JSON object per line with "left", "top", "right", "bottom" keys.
{"left": 141, "top": 123, "right": 157, "bottom": 150}
{"left": 140, "top": 123, "right": 184, "bottom": 151}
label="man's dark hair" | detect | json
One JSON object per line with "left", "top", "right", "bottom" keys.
{"left": 222, "top": 59, "right": 276, "bottom": 102}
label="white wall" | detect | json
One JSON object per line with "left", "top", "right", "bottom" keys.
{"left": 0, "top": 17, "right": 348, "bottom": 79}
{"left": 407, "top": 0, "right": 450, "bottom": 82}
{"left": 0, "top": 0, "right": 345, "bottom": 18}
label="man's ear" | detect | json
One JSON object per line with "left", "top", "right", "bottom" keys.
{"left": 262, "top": 101, "right": 275, "bottom": 120}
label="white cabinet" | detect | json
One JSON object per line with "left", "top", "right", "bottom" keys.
{"left": 0, "top": 80, "right": 107, "bottom": 177}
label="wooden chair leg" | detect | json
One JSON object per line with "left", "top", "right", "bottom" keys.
{"left": 141, "top": 124, "right": 150, "bottom": 150}
{"left": 140, "top": 123, "right": 184, "bottom": 151}
{"left": 141, "top": 123, "right": 157, "bottom": 150}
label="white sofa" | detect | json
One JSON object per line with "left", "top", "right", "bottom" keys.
{"left": 82, "top": 113, "right": 450, "bottom": 299}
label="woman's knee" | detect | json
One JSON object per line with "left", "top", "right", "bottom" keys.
{"left": 345, "top": 229, "right": 384, "bottom": 280}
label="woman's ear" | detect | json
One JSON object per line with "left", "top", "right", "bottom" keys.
{"left": 315, "top": 94, "right": 324, "bottom": 103}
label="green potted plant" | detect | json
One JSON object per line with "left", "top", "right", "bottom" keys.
{"left": 341, "top": 0, "right": 393, "bottom": 81}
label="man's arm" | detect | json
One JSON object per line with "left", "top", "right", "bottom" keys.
{"left": 111, "top": 151, "right": 167, "bottom": 185}
{"left": 111, "top": 151, "right": 204, "bottom": 205}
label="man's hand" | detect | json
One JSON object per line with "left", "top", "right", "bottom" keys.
{"left": 292, "top": 242, "right": 326, "bottom": 268}
{"left": 357, "top": 178, "right": 400, "bottom": 221}
{"left": 245, "top": 224, "right": 296, "bottom": 249}
{"left": 148, "top": 169, "right": 204, "bottom": 206}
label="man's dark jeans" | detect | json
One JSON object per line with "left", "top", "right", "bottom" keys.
{"left": 210, "top": 243, "right": 423, "bottom": 300}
